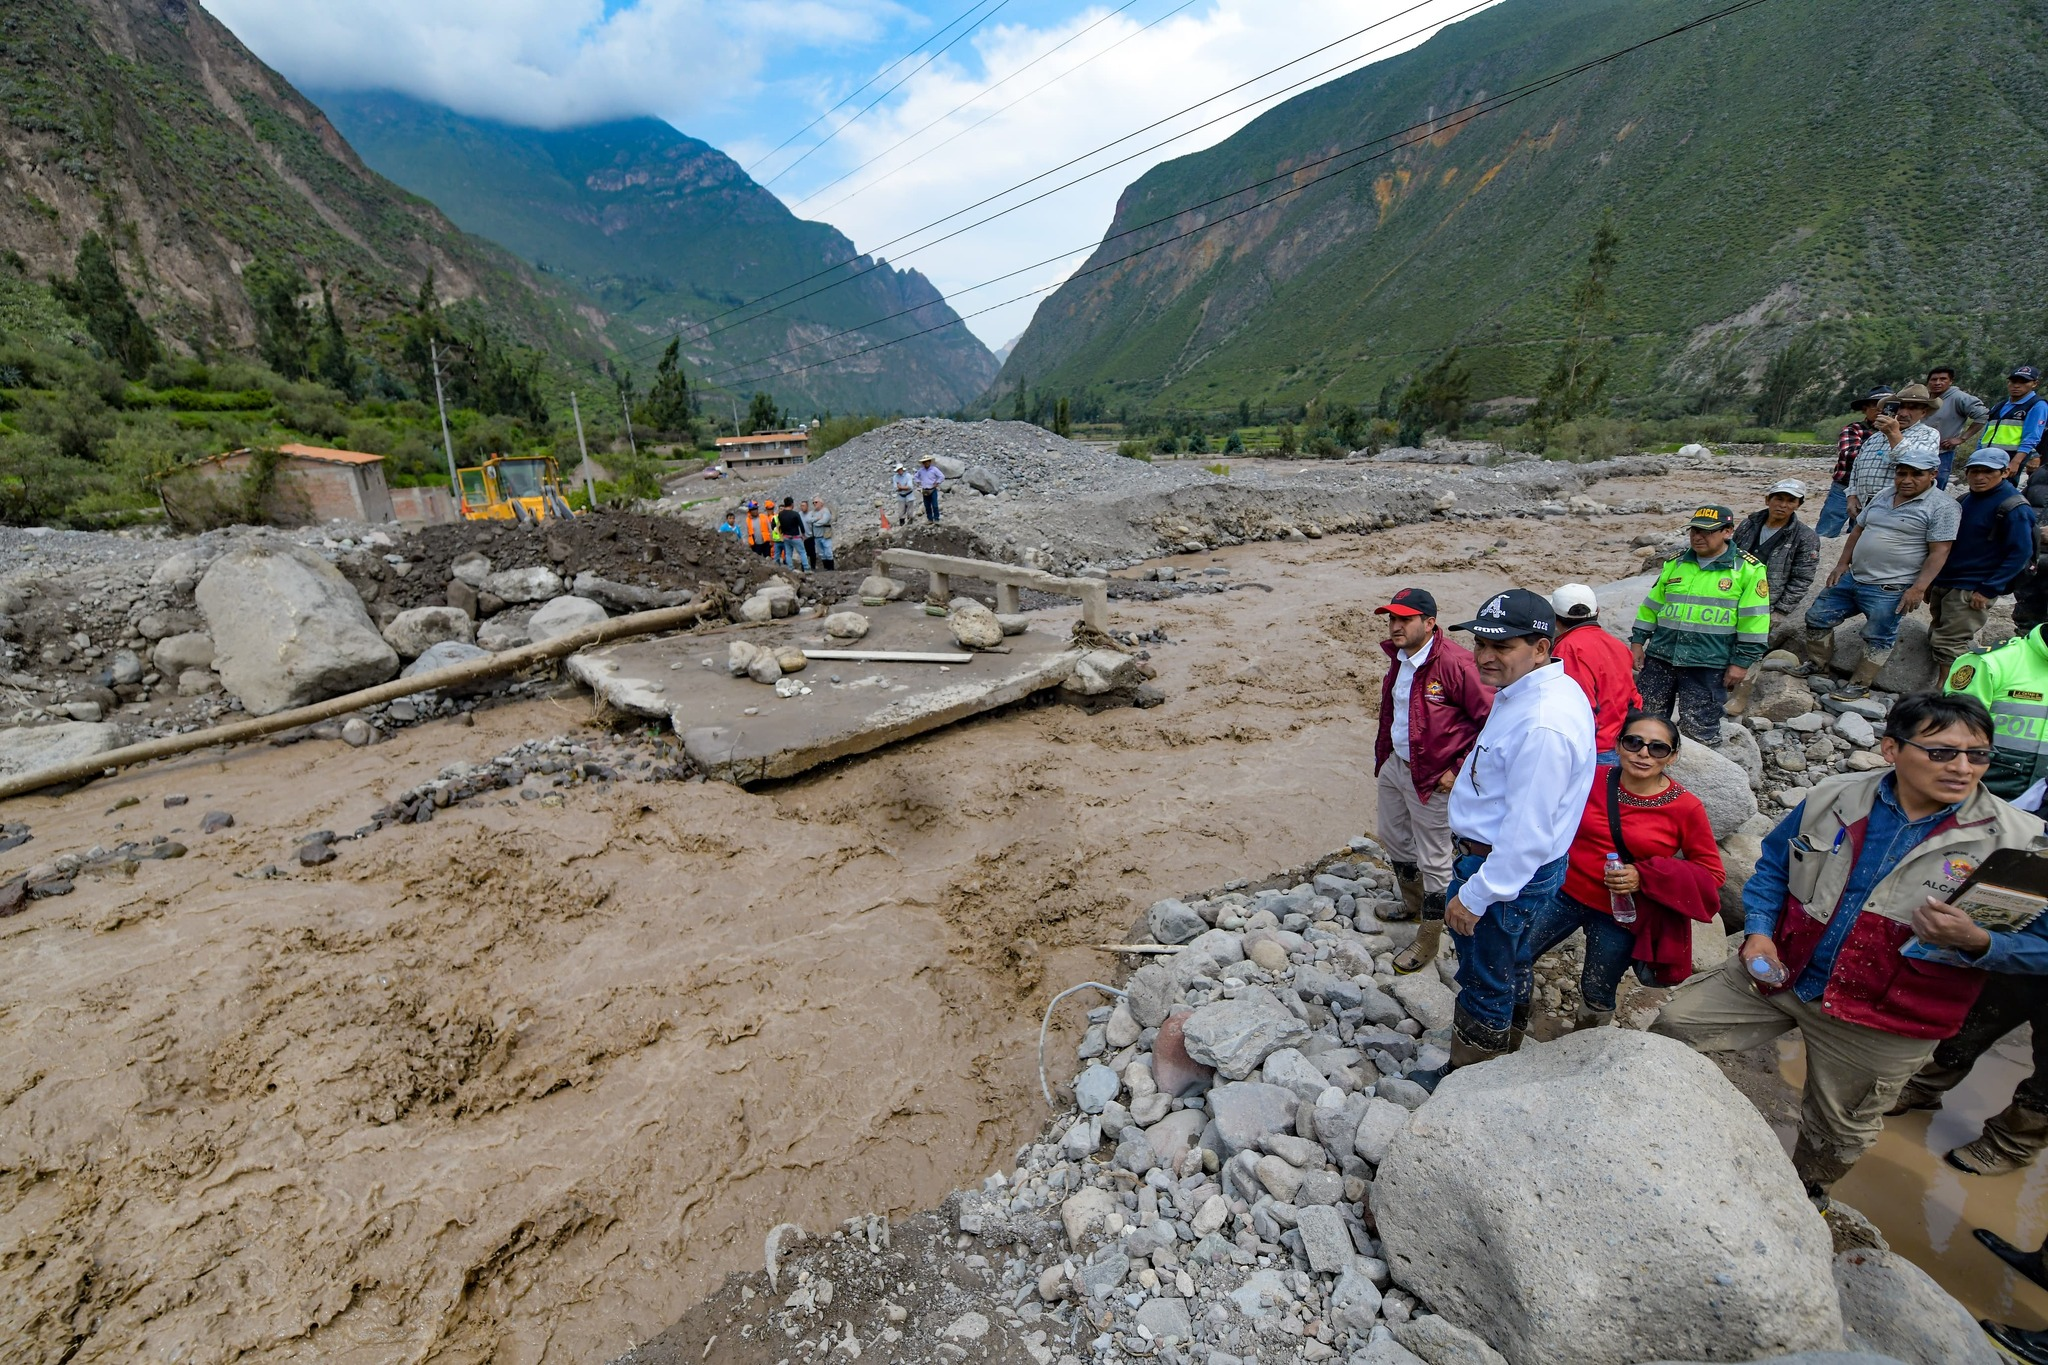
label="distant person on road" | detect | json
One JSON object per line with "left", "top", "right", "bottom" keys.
{"left": 916, "top": 455, "right": 945, "bottom": 523}
{"left": 892, "top": 463, "right": 916, "bottom": 526}
{"left": 1822, "top": 389, "right": 1891, "bottom": 536}
{"left": 1926, "top": 366, "right": 1990, "bottom": 488}
{"left": 1927, "top": 449, "right": 2037, "bottom": 687}
{"left": 1522, "top": 711, "right": 1722, "bottom": 1032}
{"left": 1549, "top": 583, "right": 1638, "bottom": 765}
{"left": 1984, "top": 365, "right": 2047, "bottom": 484}
{"left": 1801, "top": 439, "right": 1956, "bottom": 701}
{"left": 1438, "top": 589, "right": 1596, "bottom": 1070}
{"left": 1847, "top": 383, "right": 1941, "bottom": 520}
{"left": 1369, "top": 587, "right": 1493, "bottom": 979}
{"left": 1630, "top": 505, "right": 1770, "bottom": 747}
{"left": 811, "top": 499, "right": 836, "bottom": 570}
{"left": 1653, "top": 692, "right": 2045, "bottom": 1203}
{"left": 776, "top": 496, "right": 810, "bottom": 571}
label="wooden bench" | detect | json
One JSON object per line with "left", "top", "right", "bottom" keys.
{"left": 871, "top": 549, "right": 1109, "bottom": 631}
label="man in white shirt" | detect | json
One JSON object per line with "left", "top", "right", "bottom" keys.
{"left": 1442, "top": 588, "right": 1599, "bottom": 1070}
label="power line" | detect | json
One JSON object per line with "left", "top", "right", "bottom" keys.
{"left": 761, "top": 0, "right": 1021, "bottom": 190}
{"left": 745, "top": 0, "right": 995, "bottom": 177}
{"left": 705, "top": 0, "right": 1778, "bottom": 391}
{"left": 614, "top": 0, "right": 1485, "bottom": 368}
{"left": 789, "top": 0, "right": 1155, "bottom": 213}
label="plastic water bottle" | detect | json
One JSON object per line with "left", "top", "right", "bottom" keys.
{"left": 1748, "top": 955, "right": 1790, "bottom": 987}
{"left": 1606, "top": 852, "right": 1637, "bottom": 924}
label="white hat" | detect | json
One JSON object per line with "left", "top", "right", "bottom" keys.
{"left": 894, "top": 463, "right": 907, "bottom": 471}
{"left": 1550, "top": 583, "right": 1599, "bottom": 621}
{"left": 1766, "top": 477, "right": 1807, "bottom": 499}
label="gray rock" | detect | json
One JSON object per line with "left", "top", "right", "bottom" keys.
{"left": 1206, "top": 1081, "right": 1301, "bottom": 1158}
{"left": 568, "top": 571, "right": 691, "bottom": 613}
{"left": 1750, "top": 668, "right": 1818, "bottom": 721}
{"left": 1124, "top": 963, "right": 1178, "bottom": 1029}
{"left": 401, "top": 640, "right": 494, "bottom": 687}
{"left": 0, "top": 721, "right": 122, "bottom": 777}
{"left": 1148, "top": 898, "right": 1206, "bottom": 945}
{"left": 1833, "top": 711, "right": 1878, "bottom": 749}
{"left": 341, "top": 717, "right": 373, "bottom": 747}
{"left": 196, "top": 545, "right": 399, "bottom": 715}
{"left": 1294, "top": 1168, "right": 1344, "bottom": 1205}
{"left": 1062, "top": 648, "right": 1143, "bottom": 695}
{"left": 481, "top": 565, "right": 564, "bottom": 603}
{"left": 1833, "top": 1248, "right": 1996, "bottom": 1364}
{"left": 1295, "top": 962, "right": 1365, "bottom": 1010}
{"left": 1313, "top": 1091, "right": 1369, "bottom": 1160}
{"left": 450, "top": 551, "right": 492, "bottom": 587}
{"left": 1293, "top": 1203, "right": 1356, "bottom": 1274}
{"left": 177, "top": 669, "right": 218, "bottom": 696}
{"left": 1356, "top": 1342, "right": 1427, "bottom": 1365}
{"left": 948, "top": 599, "right": 1005, "bottom": 650}
{"left": 1354, "top": 981, "right": 1407, "bottom": 1028}
{"left": 1074, "top": 1063, "right": 1120, "bottom": 1114}
{"left": 1186, "top": 927, "right": 1246, "bottom": 963}
{"left": 1075, "top": 1253, "right": 1129, "bottom": 1299}
{"left": 822, "top": 611, "right": 870, "bottom": 640}
{"left": 1376, "top": 1029, "right": 1842, "bottom": 1365}
{"left": 108, "top": 649, "right": 144, "bottom": 686}
{"left": 1828, "top": 613, "right": 1937, "bottom": 695}
{"left": 1133, "top": 1298, "right": 1191, "bottom": 1342}
{"left": 1182, "top": 986, "right": 1311, "bottom": 1079}
{"left": 476, "top": 614, "right": 532, "bottom": 651}
{"left": 1784, "top": 712, "right": 1829, "bottom": 733}
{"left": 1719, "top": 721, "right": 1765, "bottom": 789}
{"left": 1144, "top": 1109, "right": 1207, "bottom": 1165}
{"left": 382, "top": 606, "right": 474, "bottom": 660}
{"left": 152, "top": 631, "right": 215, "bottom": 677}
{"left": 1330, "top": 1265, "right": 1384, "bottom": 1333}
{"left": 1389, "top": 1316, "right": 1510, "bottom": 1365}
{"left": 1668, "top": 736, "right": 1760, "bottom": 839}
{"left": 62, "top": 701, "right": 102, "bottom": 722}
{"left": 1261, "top": 1047, "right": 1333, "bottom": 1103}
{"left": 528, "top": 595, "right": 608, "bottom": 643}
{"left": 1352, "top": 1096, "right": 1411, "bottom": 1165}
{"left": 1375, "top": 1077, "right": 1431, "bottom": 1110}
{"left": 858, "top": 574, "right": 906, "bottom": 602}
{"left": 1389, "top": 975, "right": 1456, "bottom": 1032}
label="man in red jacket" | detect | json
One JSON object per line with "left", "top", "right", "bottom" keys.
{"left": 1373, "top": 587, "right": 1493, "bottom": 974}
{"left": 1550, "top": 584, "right": 1640, "bottom": 766}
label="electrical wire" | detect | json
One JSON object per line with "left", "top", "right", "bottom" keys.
{"left": 702, "top": 0, "right": 1778, "bottom": 391}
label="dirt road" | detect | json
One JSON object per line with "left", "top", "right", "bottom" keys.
{"left": 0, "top": 458, "right": 1816, "bottom": 1363}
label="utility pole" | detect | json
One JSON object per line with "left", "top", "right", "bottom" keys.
{"left": 618, "top": 378, "right": 639, "bottom": 458}
{"left": 430, "top": 338, "right": 459, "bottom": 504}
{"left": 570, "top": 391, "right": 597, "bottom": 510}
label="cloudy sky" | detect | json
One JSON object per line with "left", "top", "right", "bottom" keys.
{"left": 204, "top": 0, "right": 1501, "bottom": 352}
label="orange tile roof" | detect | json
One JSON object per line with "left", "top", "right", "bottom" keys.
{"left": 274, "top": 443, "right": 385, "bottom": 465}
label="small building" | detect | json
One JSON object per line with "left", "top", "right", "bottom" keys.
{"left": 162, "top": 443, "right": 398, "bottom": 528}
{"left": 714, "top": 430, "right": 811, "bottom": 471}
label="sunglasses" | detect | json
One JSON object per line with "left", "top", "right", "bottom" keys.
{"left": 1901, "top": 740, "right": 1992, "bottom": 765}
{"left": 1618, "top": 734, "right": 1675, "bottom": 759}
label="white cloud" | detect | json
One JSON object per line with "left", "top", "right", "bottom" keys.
{"left": 200, "top": 0, "right": 898, "bottom": 129}
{"left": 767, "top": 0, "right": 1504, "bottom": 347}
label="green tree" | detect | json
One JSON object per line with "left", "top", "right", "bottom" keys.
{"left": 54, "top": 234, "right": 159, "bottom": 380}
{"left": 311, "top": 283, "right": 360, "bottom": 399}
{"left": 1533, "top": 213, "right": 1620, "bottom": 438}
{"left": 246, "top": 261, "right": 314, "bottom": 379}
{"left": 1237, "top": 398, "right": 1252, "bottom": 428}
{"left": 1399, "top": 348, "right": 1474, "bottom": 438}
{"left": 642, "top": 338, "right": 696, "bottom": 436}
{"left": 1053, "top": 396, "right": 1072, "bottom": 438}
{"left": 744, "top": 391, "right": 783, "bottom": 435}
{"left": 1224, "top": 430, "right": 1245, "bottom": 454}
{"left": 401, "top": 269, "right": 446, "bottom": 398}
{"left": 1755, "top": 333, "right": 1827, "bottom": 427}
{"left": 1010, "top": 382, "right": 1028, "bottom": 422}
{"left": 1277, "top": 423, "right": 1299, "bottom": 454}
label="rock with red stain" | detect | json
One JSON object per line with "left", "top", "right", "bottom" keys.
{"left": 1151, "top": 1008, "right": 1213, "bottom": 1097}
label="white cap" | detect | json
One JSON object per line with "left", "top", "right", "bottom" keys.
{"left": 894, "top": 463, "right": 907, "bottom": 471}
{"left": 1550, "top": 583, "right": 1599, "bottom": 621}
{"left": 1766, "top": 477, "right": 1807, "bottom": 499}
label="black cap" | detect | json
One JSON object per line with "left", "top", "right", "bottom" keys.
{"left": 1374, "top": 587, "right": 1438, "bottom": 618}
{"left": 1687, "top": 504, "right": 1736, "bottom": 531}
{"left": 1449, "top": 588, "right": 1555, "bottom": 641}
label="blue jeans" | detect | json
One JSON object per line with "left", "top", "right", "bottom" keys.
{"left": 1449, "top": 852, "right": 1570, "bottom": 1033}
{"left": 1938, "top": 448, "right": 1954, "bottom": 489}
{"left": 1804, "top": 570, "right": 1906, "bottom": 654}
{"left": 782, "top": 539, "right": 810, "bottom": 571}
{"left": 1519, "top": 891, "right": 1643, "bottom": 1014}
{"left": 1816, "top": 481, "right": 1852, "bottom": 538}
{"left": 923, "top": 488, "right": 941, "bottom": 522}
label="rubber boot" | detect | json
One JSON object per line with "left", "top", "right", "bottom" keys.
{"left": 1573, "top": 1004, "right": 1614, "bottom": 1032}
{"left": 1886, "top": 1080, "right": 1946, "bottom": 1116}
{"left": 1448, "top": 1006, "right": 1513, "bottom": 1070}
{"left": 1792, "top": 1131, "right": 1855, "bottom": 1203}
{"left": 1980, "top": 1320, "right": 2048, "bottom": 1365}
{"left": 1385, "top": 862, "right": 1423, "bottom": 923}
{"left": 1392, "top": 892, "right": 1444, "bottom": 974}
{"left": 1723, "top": 670, "right": 1755, "bottom": 717}
{"left": 1975, "top": 1228, "right": 2048, "bottom": 1294}
{"left": 1829, "top": 652, "right": 1885, "bottom": 701}
{"left": 1509, "top": 997, "right": 1532, "bottom": 1052}
{"left": 1946, "top": 1103, "right": 2048, "bottom": 1177}
{"left": 1798, "top": 627, "right": 1836, "bottom": 675}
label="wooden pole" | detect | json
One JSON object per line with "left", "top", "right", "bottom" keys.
{"left": 0, "top": 601, "right": 713, "bottom": 802}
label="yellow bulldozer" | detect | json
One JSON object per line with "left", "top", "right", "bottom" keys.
{"left": 456, "top": 454, "right": 579, "bottom": 523}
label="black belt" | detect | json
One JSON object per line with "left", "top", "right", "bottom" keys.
{"left": 1454, "top": 837, "right": 1493, "bottom": 858}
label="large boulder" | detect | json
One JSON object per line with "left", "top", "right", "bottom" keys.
{"left": 1833, "top": 1248, "right": 1997, "bottom": 1365}
{"left": 1669, "top": 736, "right": 1759, "bottom": 839}
{"left": 195, "top": 545, "right": 400, "bottom": 715}
{"left": 527, "top": 595, "right": 608, "bottom": 643}
{"left": 1718, "top": 812, "right": 1776, "bottom": 925}
{"left": 0, "top": 721, "right": 122, "bottom": 777}
{"left": 482, "top": 565, "right": 564, "bottom": 604}
{"left": 1827, "top": 614, "right": 1938, "bottom": 696}
{"left": 1749, "top": 667, "right": 1818, "bottom": 721}
{"left": 948, "top": 599, "right": 1005, "bottom": 650}
{"left": 1375, "top": 1029, "right": 1842, "bottom": 1365}
{"left": 1718, "top": 721, "right": 1764, "bottom": 790}
{"left": 1592, "top": 574, "right": 1658, "bottom": 642}
{"left": 382, "top": 606, "right": 474, "bottom": 661}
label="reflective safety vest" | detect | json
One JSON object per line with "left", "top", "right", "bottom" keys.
{"left": 1948, "top": 626, "right": 2048, "bottom": 799}
{"left": 1984, "top": 394, "right": 2045, "bottom": 453}
{"left": 1630, "top": 545, "right": 1773, "bottom": 670}
{"left": 745, "top": 509, "right": 774, "bottom": 545}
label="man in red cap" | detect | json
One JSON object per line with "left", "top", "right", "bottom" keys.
{"left": 1372, "top": 587, "right": 1492, "bottom": 974}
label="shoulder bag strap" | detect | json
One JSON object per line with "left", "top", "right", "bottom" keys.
{"left": 1605, "top": 766, "right": 1635, "bottom": 864}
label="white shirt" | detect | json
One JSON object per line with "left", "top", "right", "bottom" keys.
{"left": 1448, "top": 660, "right": 1596, "bottom": 914}
{"left": 1390, "top": 634, "right": 1435, "bottom": 761}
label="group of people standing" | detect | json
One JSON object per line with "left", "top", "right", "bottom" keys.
{"left": 719, "top": 496, "right": 836, "bottom": 571}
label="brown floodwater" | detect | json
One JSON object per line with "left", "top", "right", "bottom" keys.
{"left": 1780, "top": 1029, "right": 2048, "bottom": 1328}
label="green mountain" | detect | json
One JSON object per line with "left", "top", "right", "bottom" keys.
{"left": 998, "top": 0, "right": 2048, "bottom": 422}
{"left": 0, "top": 0, "right": 597, "bottom": 368}
{"left": 315, "top": 91, "right": 1001, "bottom": 417}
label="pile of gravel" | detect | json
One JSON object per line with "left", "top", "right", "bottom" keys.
{"left": 775, "top": 418, "right": 1191, "bottom": 510}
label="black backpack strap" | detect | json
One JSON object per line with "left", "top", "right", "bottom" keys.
{"left": 1605, "top": 767, "right": 1635, "bottom": 864}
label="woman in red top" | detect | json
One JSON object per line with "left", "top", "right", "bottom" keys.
{"left": 1514, "top": 711, "right": 1725, "bottom": 1031}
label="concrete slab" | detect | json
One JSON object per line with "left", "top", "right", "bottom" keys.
{"left": 567, "top": 604, "right": 1081, "bottom": 785}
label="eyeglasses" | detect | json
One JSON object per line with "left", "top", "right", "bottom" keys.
{"left": 1900, "top": 740, "right": 1993, "bottom": 765}
{"left": 1618, "top": 734, "right": 1675, "bottom": 759}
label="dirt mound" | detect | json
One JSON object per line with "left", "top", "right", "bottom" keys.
{"left": 392, "top": 512, "right": 778, "bottom": 609}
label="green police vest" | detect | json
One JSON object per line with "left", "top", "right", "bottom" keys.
{"left": 1984, "top": 394, "right": 2044, "bottom": 450}
{"left": 1631, "top": 547, "right": 1773, "bottom": 669}
{"left": 1948, "top": 627, "right": 2048, "bottom": 799}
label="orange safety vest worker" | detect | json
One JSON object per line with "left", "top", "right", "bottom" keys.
{"left": 745, "top": 507, "right": 773, "bottom": 546}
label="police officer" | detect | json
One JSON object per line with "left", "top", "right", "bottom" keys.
{"left": 1440, "top": 588, "right": 1597, "bottom": 1069}
{"left": 1630, "top": 505, "right": 1771, "bottom": 747}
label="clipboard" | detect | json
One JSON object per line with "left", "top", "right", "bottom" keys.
{"left": 1901, "top": 848, "right": 2048, "bottom": 966}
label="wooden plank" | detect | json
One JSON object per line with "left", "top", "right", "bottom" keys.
{"left": 800, "top": 649, "right": 975, "bottom": 663}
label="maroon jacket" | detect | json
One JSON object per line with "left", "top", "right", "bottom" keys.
{"left": 1375, "top": 629, "right": 1492, "bottom": 799}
